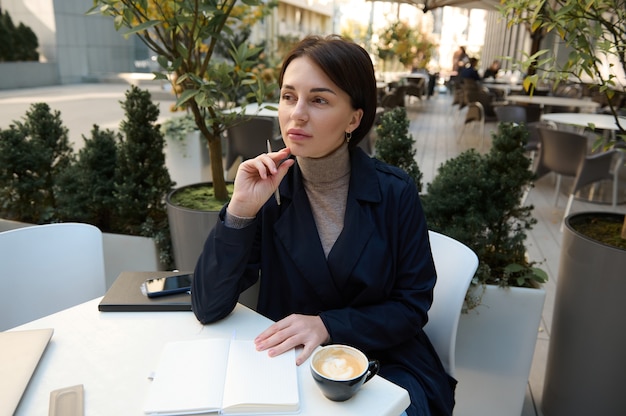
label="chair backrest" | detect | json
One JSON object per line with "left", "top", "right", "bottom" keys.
{"left": 424, "top": 230, "right": 478, "bottom": 377}
{"left": 0, "top": 223, "right": 106, "bottom": 330}
{"left": 464, "top": 101, "right": 484, "bottom": 123}
{"left": 526, "top": 120, "right": 555, "bottom": 150}
{"left": 536, "top": 128, "right": 588, "bottom": 178}
{"left": 225, "top": 117, "right": 275, "bottom": 171}
{"left": 380, "top": 87, "right": 406, "bottom": 109}
{"left": 494, "top": 105, "right": 527, "bottom": 123}
{"left": 462, "top": 78, "right": 482, "bottom": 102}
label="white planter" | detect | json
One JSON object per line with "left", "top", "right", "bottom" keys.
{"left": 0, "top": 219, "right": 162, "bottom": 290}
{"left": 164, "top": 130, "right": 212, "bottom": 187}
{"left": 453, "top": 284, "right": 546, "bottom": 416}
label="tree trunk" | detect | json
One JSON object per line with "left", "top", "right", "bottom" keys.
{"left": 208, "top": 136, "right": 228, "bottom": 201}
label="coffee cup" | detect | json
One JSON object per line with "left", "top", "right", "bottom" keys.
{"left": 310, "top": 344, "right": 379, "bottom": 401}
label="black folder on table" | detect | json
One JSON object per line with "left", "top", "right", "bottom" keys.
{"left": 98, "top": 271, "right": 192, "bottom": 312}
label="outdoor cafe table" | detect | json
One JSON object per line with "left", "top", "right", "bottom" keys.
{"left": 10, "top": 298, "right": 410, "bottom": 415}
{"left": 506, "top": 95, "right": 600, "bottom": 112}
{"left": 541, "top": 112, "right": 626, "bottom": 132}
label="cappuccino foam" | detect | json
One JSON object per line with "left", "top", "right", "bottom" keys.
{"left": 320, "top": 357, "right": 360, "bottom": 379}
{"left": 314, "top": 348, "right": 365, "bottom": 380}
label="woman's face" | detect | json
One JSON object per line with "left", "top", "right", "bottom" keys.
{"left": 278, "top": 57, "right": 363, "bottom": 158}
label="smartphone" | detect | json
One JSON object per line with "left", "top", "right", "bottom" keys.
{"left": 143, "top": 274, "right": 193, "bottom": 298}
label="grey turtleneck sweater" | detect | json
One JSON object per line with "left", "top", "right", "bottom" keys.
{"left": 297, "top": 142, "right": 350, "bottom": 257}
{"left": 225, "top": 142, "right": 351, "bottom": 258}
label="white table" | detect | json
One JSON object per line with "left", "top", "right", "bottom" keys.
{"left": 541, "top": 112, "right": 626, "bottom": 131}
{"left": 506, "top": 95, "right": 600, "bottom": 112}
{"left": 223, "top": 102, "right": 278, "bottom": 118}
{"left": 12, "top": 298, "right": 410, "bottom": 416}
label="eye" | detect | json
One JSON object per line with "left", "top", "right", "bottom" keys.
{"left": 312, "top": 96, "right": 329, "bottom": 105}
{"left": 281, "top": 92, "right": 296, "bottom": 103}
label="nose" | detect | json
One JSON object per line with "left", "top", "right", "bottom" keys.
{"left": 290, "top": 99, "right": 308, "bottom": 122}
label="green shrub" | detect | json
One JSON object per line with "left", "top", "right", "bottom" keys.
{"left": 0, "top": 103, "right": 72, "bottom": 223}
{"left": 0, "top": 86, "right": 175, "bottom": 267}
{"left": 116, "top": 85, "right": 175, "bottom": 266}
{"left": 422, "top": 123, "right": 547, "bottom": 294}
{"left": 56, "top": 125, "right": 120, "bottom": 231}
{"left": 0, "top": 9, "right": 39, "bottom": 62}
{"left": 375, "top": 107, "right": 423, "bottom": 192}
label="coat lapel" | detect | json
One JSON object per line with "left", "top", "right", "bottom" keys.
{"left": 327, "top": 150, "right": 381, "bottom": 288}
{"left": 273, "top": 149, "right": 382, "bottom": 305}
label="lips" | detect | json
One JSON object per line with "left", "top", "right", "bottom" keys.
{"left": 286, "top": 128, "right": 311, "bottom": 141}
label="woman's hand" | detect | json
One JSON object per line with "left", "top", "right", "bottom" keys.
{"left": 255, "top": 314, "right": 330, "bottom": 366}
{"left": 227, "top": 147, "right": 294, "bottom": 218}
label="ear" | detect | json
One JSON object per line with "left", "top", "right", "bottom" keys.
{"left": 348, "top": 109, "right": 364, "bottom": 133}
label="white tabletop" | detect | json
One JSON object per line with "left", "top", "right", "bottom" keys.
{"left": 541, "top": 112, "right": 626, "bottom": 131}
{"left": 224, "top": 102, "right": 278, "bottom": 118}
{"left": 506, "top": 95, "right": 600, "bottom": 111}
{"left": 401, "top": 73, "right": 429, "bottom": 79}
{"left": 11, "top": 298, "right": 410, "bottom": 416}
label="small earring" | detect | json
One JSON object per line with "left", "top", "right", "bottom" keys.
{"left": 345, "top": 131, "right": 352, "bottom": 143}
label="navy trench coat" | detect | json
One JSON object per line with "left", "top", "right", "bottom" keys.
{"left": 192, "top": 148, "right": 455, "bottom": 415}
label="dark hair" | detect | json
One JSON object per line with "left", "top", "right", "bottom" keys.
{"left": 278, "top": 35, "right": 377, "bottom": 147}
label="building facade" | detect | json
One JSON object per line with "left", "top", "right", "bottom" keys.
{"left": 2, "top": 0, "right": 332, "bottom": 87}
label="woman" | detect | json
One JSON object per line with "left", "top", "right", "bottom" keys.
{"left": 192, "top": 35, "right": 455, "bottom": 415}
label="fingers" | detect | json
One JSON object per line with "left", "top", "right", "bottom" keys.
{"left": 241, "top": 147, "right": 292, "bottom": 179}
{"left": 254, "top": 314, "right": 330, "bottom": 366}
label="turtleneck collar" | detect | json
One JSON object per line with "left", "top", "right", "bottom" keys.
{"left": 297, "top": 142, "right": 350, "bottom": 187}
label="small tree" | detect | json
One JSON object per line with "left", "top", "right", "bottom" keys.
{"left": 115, "top": 86, "right": 174, "bottom": 266}
{"left": 501, "top": 0, "right": 626, "bottom": 239}
{"left": 90, "top": 0, "right": 277, "bottom": 202}
{"left": 0, "top": 103, "right": 73, "bottom": 224}
{"left": 56, "top": 125, "right": 120, "bottom": 232}
{"left": 375, "top": 107, "right": 423, "bottom": 192}
{"left": 0, "top": 8, "right": 39, "bottom": 61}
{"left": 377, "top": 20, "right": 437, "bottom": 72}
{"left": 422, "top": 123, "right": 547, "bottom": 304}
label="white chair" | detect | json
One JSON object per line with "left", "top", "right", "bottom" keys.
{"left": 424, "top": 230, "right": 478, "bottom": 377}
{"left": 0, "top": 223, "right": 106, "bottom": 331}
{"left": 458, "top": 101, "right": 485, "bottom": 150}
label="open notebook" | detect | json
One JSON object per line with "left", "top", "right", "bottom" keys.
{"left": 0, "top": 328, "right": 54, "bottom": 416}
{"left": 143, "top": 338, "right": 300, "bottom": 415}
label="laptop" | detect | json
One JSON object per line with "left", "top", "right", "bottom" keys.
{"left": 0, "top": 328, "right": 54, "bottom": 416}
{"left": 98, "top": 271, "right": 192, "bottom": 312}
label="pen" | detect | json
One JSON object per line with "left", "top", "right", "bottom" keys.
{"left": 267, "top": 139, "right": 281, "bottom": 205}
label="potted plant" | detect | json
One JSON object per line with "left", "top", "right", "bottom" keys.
{"left": 421, "top": 122, "right": 548, "bottom": 416}
{"left": 501, "top": 3, "right": 626, "bottom": 413}
{"left": 374, "top": 107, "right": 423, "bottom": 192}
{"left": 0, "top": 86, "right": 173, "bottom": 287}
{"left": 90, "top": 0, "right": 279, "bottom": 270}
{"left": 376, "top": 20, "right": 437, "bottom": 75}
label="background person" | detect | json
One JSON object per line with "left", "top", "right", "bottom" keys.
{"left": 483, "top": 60, "right": 501, "bottom": 80}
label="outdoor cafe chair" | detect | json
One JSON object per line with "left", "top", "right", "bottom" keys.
{"left": 425, "top": 230, "right": 478, "bottom": 377}
{"left": 534, "top": 128, "right": 618, "bottom": 229}
{"left": 458, "top": 101, "right": 485, "bottom": 150}
{"left": 0, "top": 223, "right": 106, "bottom": 331}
